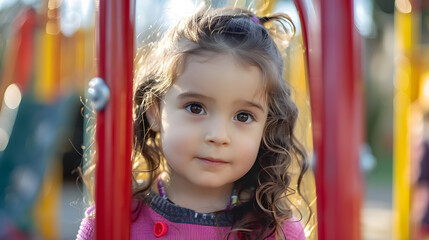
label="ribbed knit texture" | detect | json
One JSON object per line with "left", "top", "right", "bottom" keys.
{"left": 145, "top": 191, "right": 234, "bottom": 226}
{"left": 76, "top": 206, "right": 95, "bottom": 240}
{"left": 76, "top": 192, "right": 306, "bottom": 240}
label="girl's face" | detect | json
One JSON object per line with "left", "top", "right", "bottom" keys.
{"left": 153, "top": 53, "right": 268, "bottom": 189}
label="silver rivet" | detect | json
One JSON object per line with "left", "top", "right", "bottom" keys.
{"left": 87, "top": 77, "right": 110, "bottom": 111}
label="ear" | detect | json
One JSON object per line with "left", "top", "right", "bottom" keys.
{"left": 145, "top": 104, "right": 161, "bottom": 132}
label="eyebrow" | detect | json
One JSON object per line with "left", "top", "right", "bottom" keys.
{"left": 177, "top": 92, "right": 215, "bottom": 102}
{"left": 236, "top": 100, "right": 266, "bottom": 113}
{"left": 177, "top": 91, "right": 266, "bottom": 113}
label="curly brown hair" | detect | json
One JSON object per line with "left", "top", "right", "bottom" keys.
{"left": 132, "top": 7, "right": 309, "bottom": 240}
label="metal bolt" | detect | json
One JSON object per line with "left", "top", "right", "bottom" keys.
{"left": 88, "top": 77, "right": 110, "bottom": 111}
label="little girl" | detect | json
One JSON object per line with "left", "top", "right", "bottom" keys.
{"left": 78, "top": 6, "right": 309, "bottom": 240}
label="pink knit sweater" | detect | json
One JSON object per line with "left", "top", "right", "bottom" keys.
{"left": 76, "top": 193, "right": 306, "bottom": 240}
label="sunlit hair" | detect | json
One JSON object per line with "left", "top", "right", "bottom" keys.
{"left": 132, "top": 7, "right": 308, "bottom": 240}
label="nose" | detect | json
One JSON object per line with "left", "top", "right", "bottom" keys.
{"left": 205, "top": 117, "right": 231, "bottom": 146}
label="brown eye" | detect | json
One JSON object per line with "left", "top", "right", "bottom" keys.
{"left": 235, "top": 112, "right": 253, "bottom": 123}
{"left": 185, "top": 104, "right": 205, "bottom": 115}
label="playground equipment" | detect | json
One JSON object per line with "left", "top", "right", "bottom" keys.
{"left": 92, "top": 0, "right": 362, "bottom": 239}
{"left": 0, "top": 0, "right": 371, "bottom": 239}
{"left": 393, "top": 0, "right": 429, "bottom": 239}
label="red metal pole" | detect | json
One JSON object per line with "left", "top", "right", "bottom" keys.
{"left": 294, "top": 0, "right": 363, "bottom": 239}
{"left": 293, "top": 0, "right": 323, "bottom": 143}
{"left": 95, "top": 0, "right": 134, "bottom": 239}
{"left": 319, "top": 0, "right": 363, "bottom": 239}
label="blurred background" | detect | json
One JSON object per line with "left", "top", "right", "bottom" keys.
{"left": 0, "top": 0, "right": 428, "bottom": 239}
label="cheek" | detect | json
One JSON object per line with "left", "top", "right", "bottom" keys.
{"left": 160, "top": 117, "right": 200, "bottom": 159}
{"left": 243, "top": 141, "right": 261, "bottom": 160}
{"left": 236, "top": 135, "right": 263, "bottom": 169}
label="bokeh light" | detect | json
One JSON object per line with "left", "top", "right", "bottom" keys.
{"left": 4, "top": 84, "right": 22, "bottom": 110}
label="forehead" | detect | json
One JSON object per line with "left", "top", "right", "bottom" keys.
{"left": 171, "top": 53, "right": 267, "bottom": 106}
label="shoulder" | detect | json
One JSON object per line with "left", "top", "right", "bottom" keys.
{"left": 76, "top": 200, "right": 147, "bottom": 240}
{"left": 280, "top": 218, "right": 306, "bottom": 240}
{"left": 76, "top": 206, "right": 95, "bottom": 240}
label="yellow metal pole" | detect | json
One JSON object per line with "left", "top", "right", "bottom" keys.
{"left": 32, "top": 160, "right": 62, "bottom": 239}
{"left": 34, "top": 0, "right": 61, "bottom": 103}
{"left": 32, "top": 1, "right": 62, "bottom": 239}
{"left": 287, "top": 31, "right": 318, "bottom": 240}
{"left": 393, "top": 1, "right": 417, "bottom": 239}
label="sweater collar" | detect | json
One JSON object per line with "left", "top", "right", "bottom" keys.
{"left": 144, "top": 191, "right": 234, "bottom": 227}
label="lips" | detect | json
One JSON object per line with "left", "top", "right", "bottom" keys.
{"left": 197, "top": 157, "right": 228, "bottom": 165}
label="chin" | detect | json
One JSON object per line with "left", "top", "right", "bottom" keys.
{"left": 193, "top": 179, "right": 230, "bottom": 189}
